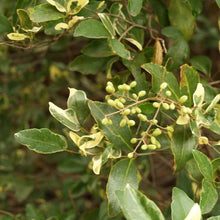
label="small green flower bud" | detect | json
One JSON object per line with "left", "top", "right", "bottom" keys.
{"left": 132, "top": 93, "right": 138, "bottom": 99}
{"left": 118, "top": 84, "right": 124, "bottom": 91}
{"left": 152, "top": 128, "right": 162, "bottom": 137}
{"left": 124, "top": 84, "right": 131, "bottom": 91}
{"left": 160, "top": 82, "right": 168, "bottom": 90}
{"left": 107, "top": 99, "right": 115, "bottom": 106}
{"left": 130, "top": 81, "right": 137, "bottom": 88}
{"left": 141, "top": 144, "right": 148, "bottom": 150}
{"left": 107, "top": 81, "right": 113, "bottom": 87}
{"left": 123, "top": 109, "right": 131, "bottom": 115}
{"left": 108, "top": 119, "right": 113, "bottom": 125}
{"left": 119, "top": 84, "right": 130, "bottom": 91}
{"left": 120, "top": 119, "right": 127, "bottom": 127}
{"left": 131, "top": 107, "right": 136, "bottom": 114}
{"left": 102, "top": 118, "right": 109, "bottom": 125}
{"left": 151, "top": 136, "right": 157, "bottom": 144}
{"left": 169, "top": 102, "right": 175, "bottom": 110}
{"left": 141, "top": 131, "right": 146, "bottom": 137}
{"left": 147, "top": 144, "right": 157, "bottom": 150}
{"left": 179, "top": 95, "right": 188, "bottom": 104}
{"left": 162, "top": 103, "right": 170, "bottom": 110}
{"left": 105, "top": 95, "right": 110, "bottom": 100}
{"left": 130, "top": 138, "right": 138, "bottom": 144}
{"left": 155, "top": 141, "right": 161, "bottom": 148}
{"left": 165, "top": 90, "right": 172, "bottom": 97}
{"left": 135, "top": 107, "right": 142, "bottom": 113}
{"left": 128, "top": 120, "right": 135, "bottom": 126}
{"left": 106, "top": 85, "right": 115, "bottom": 93}
{"left": 138, "top": 90, "right": 146, "bottom": 97}
{"left": 198, "top": 136, "right": 209, "bottom": 145}
{"left": 152, "top": 119, "right": 158, "bottom": 125}
{"left": 138, "top": 114, "right": 147, "bottom": 121}
{"left": 119, "top": 97, "right": 126, "bottom": 103}
{"left": 116, "top": 100, "right": 124, "bottom": 109}
{"left": 166, "top": 126, "right": 174, "bottom": 133}
{"left": 182, "top": 106, "right": 192, "bottom": 114}
{"left": 153, "top": 102, "right": 160, "bottom": 108}
{"left": 127, "top": 152, "right": 134, "bottom": 158}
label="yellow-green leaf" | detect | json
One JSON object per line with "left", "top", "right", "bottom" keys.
{"left": 7, "top": 33, "right": 30, "bottom": 41}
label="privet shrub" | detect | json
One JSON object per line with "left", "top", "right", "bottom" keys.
{"left": 1, "top": 0, "right": 220, "bottom": 219}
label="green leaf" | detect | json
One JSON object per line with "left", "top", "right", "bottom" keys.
{"left": 171, "top": 125, "right": 197, "bottom": 172}
{"left": 108, "top": 39, "right": 131, "bottom": 60}
{"left": 106, "top": 159, "right": 138, "bottom": 216}
{"left": 190, "top": 55, "right": 212, "bottom": 76}
{"left": 207, "top": 216, "right": 220, "bottom": 220}
{"left": 49, "top": 102, "right": 81, "bottom": 131}
{"left": 30, "top": 3, "right": 65, "bottom": 22}
{"left": 177, "top": 171, "right": 194, "bottom": 200}
{"left": 26, "top": 204, "right": 44, "bottom": 220}
{"left": 74, "top": 19, "right": 111, "bottom": 39}
{"left": 69, "top": 55, "right": 110, "bottom": 74}
{"left": 89, "top": 101, "right": 132, "bottom": 150}
{"left": 192, "top": 150, "right": 214, "bottom": 181}
{"left": 141, "top": 63, "right": 180, "bottom": 101}
{"left": 185, "top": 0, "right": 203, "bottom": 16}
{"left": 98, "top": 13, "right": 115, "bottom": 38}
{"left": 216, "top": 0, "right": 220, "bottom": 8}
{"left": 161, "top": 26, "right": 183, "bottom": 40}
{"left": 116, "top": 184, "right": 165, "bottom": 220}
{"left": 171, "top": 187, "right": 194, "bottom": 220}
{"left": 180, "top": 64, "right": 200, "bottom": 107}
{"left": 44, "top": 19, "right": 64, "bottom": 35}
{"left": 165, "top": 38, "right": 190, "bottom": 71}
{"left": 0, "top": 13, "right": 13, "bottom": 38}
{"left": 67, "top": 88, "right": 90, "bottom": 126}
{"left": 212, "top": 158, "right": 220, "bottom": 178}
{"left": 17, "top": 9, "right": 33, "bottom": 30}
{"left": 168, "top": 0, "right": 196, "bottom": 41}
{"left": 186, "top": 158, "right": 203, "bottom": 182}
{"left": 82, "top": 40, "right": 114, "bottom": 57}
{"left": 128, "top": 0, "right": 143, "bottom": 17}
{"left": 149, "top": 0, "right": 169, "bottom": 26}
{"left": 200, "top": 179, "right": 218, "bottom": 214}
{"left": 14, "top": 128, "right": 67, "bottom": 154}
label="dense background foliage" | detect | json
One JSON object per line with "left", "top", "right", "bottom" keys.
{"left": 0, "top": 0, "right": 219, "bottom": 219}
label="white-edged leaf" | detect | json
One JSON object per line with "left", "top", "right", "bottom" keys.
{"left": 184, "top": 203, "right": 202, "bottom": 220}
{"left": 193, "top": 83, "right": 205, "bottom": 107}
{"left": 49, "top": 102, "right": 80, "bottom": 131}
{"left": 125, "top": 37, "right": 143, "bottom": 51}
{"left": 15, "top": 128, "right": 67, "bottom": 154}
{"left": 98, "top": 13, "right": 115, "bottom": 38}
{"left": 67, "top": 0, "right": 89, "bottom": 14}
{"left": 47, "top": 0, "right": 66, "bottom": 12}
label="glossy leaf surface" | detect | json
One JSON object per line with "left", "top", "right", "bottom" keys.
{"left": 15, "top": 128, "right": 67, "bottom": 154}
{"left": 107, "top": 159, "right": 138, "bottom": 216}
{"left": 171, "top": 187, "right": 194, "bottom": 220}
{"left": 74, "top": 19, "right": 111, "bottom": 39}
{"left": 89, "top": 101, "right": 132, "bottom": 150}
{"left": 200, "top": 179, "right": 218, "bottom": 214}
{"left": 192, "top": 150, "right": 214, "bottom": 181}
{"left": 30, "top": 3, "right": 65, "bottom": 22}
{"left": 171, "top": 126, "right": 197, "bottom": 172}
